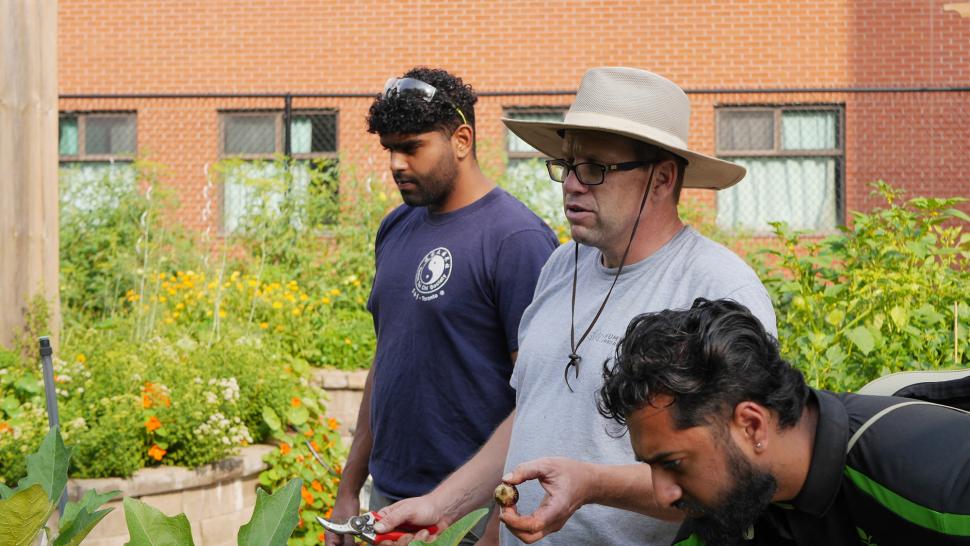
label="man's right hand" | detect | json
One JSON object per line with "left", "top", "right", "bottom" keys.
{"left": 373, "top": 495, "right": 452, "bottom": 545}
{"left": 324, "top": 492, "right": 361, "bottom": 546}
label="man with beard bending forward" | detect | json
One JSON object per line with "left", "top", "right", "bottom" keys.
{"left": 599, "top": 298, "right": 970, "bottom": 546}
{"left": 326, "top": 67, "right": 557, "bottom": 546}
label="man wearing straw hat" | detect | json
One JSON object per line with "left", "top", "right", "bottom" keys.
{"left": 373, "top": 67, "right": 776, "bottom": 545}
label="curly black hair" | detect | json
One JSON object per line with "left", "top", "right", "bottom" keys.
{"left": 367, "top": 67, "right": 477, "bottom": 142}
{"left": 597, "top": 298, "right": 809, "bottom": 431}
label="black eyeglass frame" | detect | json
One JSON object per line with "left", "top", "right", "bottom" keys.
{"left": 382, "top": 77, "right": 469, "bottom": 126}
{"left": 544, "top": 158, "right": 655, "bottom": 186}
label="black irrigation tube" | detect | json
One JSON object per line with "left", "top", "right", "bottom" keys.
{"left": 57, "top": 86, "right": 970, "bottom": 100}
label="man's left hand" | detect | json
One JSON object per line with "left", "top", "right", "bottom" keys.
{"left": 497, "top": 457, "right": 592, "bottom": 544}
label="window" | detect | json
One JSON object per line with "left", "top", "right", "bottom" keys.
{"left": 504, "top": 107, "right": 567, "bottom": 223}
{"left": 715, "top": 106, "right": 843, "bottom": 233}
{"left": 219, "top": 111, "right": 338, "bottom": 232}
{"left": 58, "top": 113, "right": 137, "bottom": 213}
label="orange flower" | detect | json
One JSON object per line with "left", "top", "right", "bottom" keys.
{"left": 301, "top": 486, "right": 314, "bottom": 505}
{"left": 148, "top": 444, "right": 166, "bottom": 461}
{"left": 0, "top": 422, "right": 10, "bottom": 433}
{"left": 318, "top": 533, "right": 325, "bottom": 542}
{"left": 279, "top": 442, "right": 291, "bottom": 455}
{"left": 311, "top": 480, "right": 323, "bottom": 492}
{"left": 291, "top": 397, "right": 302, "bottom": 408}
{"left": 298, "top": 517, "right": 304, "bottom": 528}
{"left": 145, "top": 416, "right": 162, "bottom": 432}
{"left": 334, "top": 464, "right": 342, "bottom": 474}
{"left": 327, "top": 418, "right": 339, "bottom": 431}
{"left": 324, "top": 507, "right": 333, "bottom": 519}
{"left": 142, "top": 395, "right": 153, "bottom": 409}
{"left": 310, "top": 440, "right": 320, "bottom": 451}
{"left": 295, "top": 454, "right": 305, "bottom": 463}
{"left": 303, "top": 428, "right": 314, "bottom": 437}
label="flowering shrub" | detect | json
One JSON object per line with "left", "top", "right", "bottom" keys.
{"left": 260, "top": 396, "right": 344, "bottom": 545}
{"left": 757, "top": 182, "right": 969, "bottom": 391}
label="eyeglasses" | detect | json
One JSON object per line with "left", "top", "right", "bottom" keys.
{"left": 545, "top": 158, "right": 654, "bottom": 186}
{"left": 382, "top": 77, "right": 469, "bottom": 126}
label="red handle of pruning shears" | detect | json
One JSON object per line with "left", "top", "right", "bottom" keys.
{"left": 371, "top": 512, "right": 439, "bottom": 542}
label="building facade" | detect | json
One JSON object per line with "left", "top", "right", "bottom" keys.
{"left": 58, "top": 0, "right": 970, "bottom": 235}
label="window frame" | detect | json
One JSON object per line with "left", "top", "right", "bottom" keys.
{"left": 58, "top": 111, "right": 137, "bottom": 162}
{"left": 504, "top": 106, "right": 569, "bottom": 161}
{"left": 715, "top": 104, "right": 846, "bottom": 228}
{"left": 218, "top": 109, "right": 339, "bottom": 161}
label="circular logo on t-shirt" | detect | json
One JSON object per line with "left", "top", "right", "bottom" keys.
{"left": 414, "top": 247, "right": 453, "bottom": 295}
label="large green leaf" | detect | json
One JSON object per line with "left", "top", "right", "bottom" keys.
{"left": 123, "top": 497, "right": 195, "bottom": 546}
{"left": 846, "top": 326, "right": 875, "bottom": 356}
{"left": 54, "top": 489, "right": 120, "bottom": 546}
{"left": 17, "top": 427, "right": 74, "bottom": 503}
{"left": 0, "top": 484, "right": 55, "bottom": 546}
{"left": 262, "top": 407, "right": 282, "bottom": 431}
{"left": 411, "top": 508, "right": 488, "bottom": 546}
{"left": 237, "top": 478, "right": 302, "bottom": 546}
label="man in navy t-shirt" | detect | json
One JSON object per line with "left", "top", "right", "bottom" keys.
{"left": 326, "top": 67, "right": 557, "bottom": 546}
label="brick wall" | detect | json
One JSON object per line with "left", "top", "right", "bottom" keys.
{"left": 58, "top": 0, "right": 970, "bottom": 231}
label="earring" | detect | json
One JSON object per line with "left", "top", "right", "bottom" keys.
{"left": 755, "top": 442, "right": 763, "bottom": 449}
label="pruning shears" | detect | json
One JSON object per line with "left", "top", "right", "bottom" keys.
{"left": 317, "top": 511, "right": 439, "bottom": 544}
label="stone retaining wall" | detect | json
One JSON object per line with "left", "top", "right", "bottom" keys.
{"left": 60, "top": 369, "right": 368, "bottom": 546}
{"left": 66, "top": 444, "right": 274, "bottom": 546}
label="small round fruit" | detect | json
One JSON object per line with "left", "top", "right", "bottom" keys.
{"left": 494, "top": 482, "right": 519, "bottom": 507}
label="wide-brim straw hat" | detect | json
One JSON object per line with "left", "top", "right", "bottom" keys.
{"left": 502, "top": 67, "right": 746, "bottom": 190}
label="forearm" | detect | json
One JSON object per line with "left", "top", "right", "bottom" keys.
{"left": 584, "top": 463, "right": 683, "bottom": 522}
{"left": 336, "top": 367, "right": 376, "bottom": 497}
{"left": 429, "top": 411, "right": 515, "bottom": 523}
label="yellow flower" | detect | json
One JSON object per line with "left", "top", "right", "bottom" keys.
{"left": 248, "top": 279, "right": 258, "bottom": 287}
{"left": 76, "top": 353, "right": 86, "bottom": 363}
{"left": 272, "top": 301, "right": 283, "bottom": 309}
{"left": 218, "top": 309, "right": 227, "bottom": 318}
{"left": 158, "top": 296, "right": 167, "bottom": 303}
{"left": 172, "top": 311, "right": 181, "bottom": 319}
{"left": 163, "top": 317, "right": 174, "bottom": 324}
{"left": 344, "top": 338, "right": 352, "bottom": 345}
{"left": 321, "top": 297, "right": 331, "bottom": 305}
{"left": 299, "top": 293, "right": 309, "bottom": 301}
{"left": 275, "top": 325, "right": 285, "bottom": 332}
{"left": 175, "top": 302, "right": 184, "bottom": 310}
{"left": 292, "top": 308, "right": 301, "bottom": 316}
{"left": 330, "top": 288, "right": 341, "bottom": 296}
{"left": 259, "top": 322, "right": 269, "bottom": 329}
{"left": 157, "top": 273, "right": 167, "bottom": 280}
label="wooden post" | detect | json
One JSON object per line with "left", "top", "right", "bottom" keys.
{"left": 0, "top": 0, "right": 61, "bottom": 350}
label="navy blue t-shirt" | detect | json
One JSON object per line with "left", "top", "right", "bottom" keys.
{"left": 367, "top": 187, "right": 558, "bottom": 499}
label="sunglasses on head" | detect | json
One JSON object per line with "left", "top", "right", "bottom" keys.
{"left": 382, "top": 77, "right": 469, "bottom": 126}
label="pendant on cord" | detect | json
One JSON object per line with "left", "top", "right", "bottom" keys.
{"left": 564, "top": 353, "right": 582, "bottom": 391}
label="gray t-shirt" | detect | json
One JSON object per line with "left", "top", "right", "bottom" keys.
{"left": 503, "top": 226, "right": 776, "bottom": 546}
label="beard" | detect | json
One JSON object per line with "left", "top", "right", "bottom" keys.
{"left": 677, "top": 441, "right": 778, "bottom": 546}
{"left": 394, "top": 152, "right": 458, "bottom": 209}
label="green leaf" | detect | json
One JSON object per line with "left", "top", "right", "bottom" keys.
{"left": 0, "top": 484, "right": 55, "bottom": 546}
{"left": 890, "top": 306, "right": 909, "bottom": 329}
{"left": 237, "top": 479, "right": 302, "bottom": 546}
{"left": 123, "top": 497, "right": 195, "bottom": 546}
{"left": 286, "top": 406, "right": 309, "bottom": 426}
{"left": 53, "top": 505, "right": 114, "bottom": 546}
{"left": 847, "top": 326, "right": 876, "bottom": 356}
{"left": 17, "top": 427, "right": 74, "bottom": 503}
{"left": 410, "top": 508, "right": 488, "bottom": 546}
{"left": 262, "top": 407, "right": 281, "bottom": 431}
{"left": 56, "top": 489, "right": 120, "bottom": 546}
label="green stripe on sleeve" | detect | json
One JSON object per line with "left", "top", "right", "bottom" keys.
{"left": 672, "top": 534, "right": 705, "bottom": 546}
{"left": 844, "top": 466, "right": 970, "bottom": 536}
